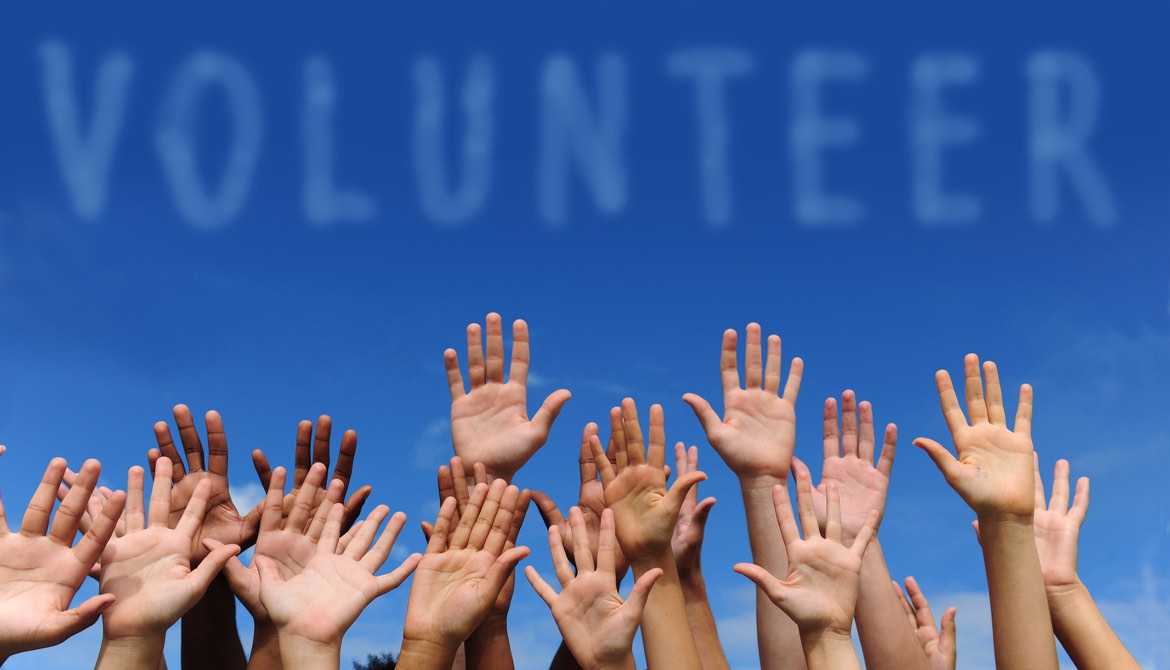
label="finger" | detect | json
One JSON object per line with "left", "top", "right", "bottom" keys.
{"left": 939, "top": 607, "right": 958, "bottom": 660}
{"left": 480, "top": 482, "right": 517, "bottom": 554}
{"left": 590, "top": 436, "right": 616, "bottom": 487}
{"left": 51, "top": 459, "right": 101, "bottom": 545}
{"left": 624, "top": 567, "right": 663, "bottom": 618}
{"left": 470, "top": 480, "right": 507, "bottom": 551}
{"left": 0, "top": 490, "right": 8, "bottom": 536}
{"left": 1033, "top": 452, "right": 1047, "bottom": 511}
{"left": 153, "top": 422, "right": 186, "bottom": 481}
{"left": 148, "top": 457, "right": 174, "bottom": 528}
{"left": 851, "top": 509, "right": 879, "bottom": 559}
{"left": 1051, "top": 459, "right": 1071, "bottom": 512}
{"left": 530, "top": 490, "right": 566, "bottom": 530}
{"left": 609, "top": 407, "right": 628, "bottom": 472}
{"left": 824, "top": 480, "right": 841, "bottom": 543}
{"left": 444, "top": 349, "right": 466, "bottom": 400}
{"left": 22, "top": 458, "right": 67, "bottom": 536}
{"left": 449, "top": 482, "right": 489, "bottom": 550}
{"left": 596, "top": 507, "right": 617, "bottom": 575}
{"left": 548, "top": 525, "right": 574, "bottom": 586}
{"left": 341, "top": 520, "right": 366, "bottom": 553}
{"left": 260, "top": 467, "right": 288, "bottom": 534}
{"left": 692, "top": 497, "right": 716, "bottom": 531}
{"left": 472, "top": 462, "right": 488, "bottom": 487}
{"left": 317, "top": 503, "right": 345, "bottom": 554}
{"left": 763, "top": 334, "right": 782, "bottom": 394}
{"left": 426, "top": 497, "right": 458, "bottom": 553}
{"left": 1070, "top": 476, "right": 1090, "bottom": 524}
{"left": 375, "top": 552, "right": 423, "bottom": 595}
{"left": 745, "top": 323, "right": 763, "bottom": 389}
{"left": 962, "top": 355, "right": 988, "bottom": 424}
{"left": 858, "top": 400, "right": 876, "bottom": 463}
{"left": 510, "top": 319, "right": 530, "bottom": 386}
{"left": 720, "top": 329, "right": 741, "bottom": 392}
{"left": 173, "top": 404, "right": 206, "bottom": 472}
{"left": 905, "top": 576, "right": 938, "bottom": 632}
{"left": 509, "top": 489, "right": 531, "bottom": 546}
{"left": 176, "top": 479, "right": 212, "bottom": 538}
{"left": 1014, "top": 384, "right": 1034, "bottom": 437}
{"left": 466, "top": 322, "right": 486, "bottom": 389}
{"left": 308, "top": 479, "right": 346, "bottom": 542}
{"left": 569, "top": 507, "right": 593, "bottom": 572}
{"left": 293, "top": 420, "right": 313, "bottom": 487}
{"left": 437, "top": 465, "right": 455, "bottom": 506}
{"left": 343, "top": 486, "right": 372, "bottom": 530}
{"left": 579, "top": 424, "right": 599, "bottom": 485}
{"left": 823, "top": 397, "right": 840, "bottom": 461}
{"left": 771, "top": 484, "right": 799, "bottom": 548}
{"left": 312, "top": 415, "right": 333, "bottom": 472}
{"left": 682, "top": 393, "right": 724, "bottom": 446}
{"left": 483, "top": 545, "right": 531, "bottom": 597}
{"left": 876, "top": 424, "right": 897, "bottom": 478}
{"left": 531, "top": 390, "right": 572, "bottom": 440}
{"left": 621, "top": 398, "right": 646, "bottom": 465}
{"left": 124, "top": 466, "right": 146, "bottom": 532}
{"left": 733, "top": 563, "right": 786, "bottom": 606}
{"left": 666, "top": 471, "right": 707, "bottom": 515}
{"left": 205, "top": 411, "right": 229, "bottom": 476}
{"left": 892, "top": 580, "right": 916, "bottom": 628}
{"left": 525, "top": 565, "right": 559, "bottom": 608}
{"left": 485, "top": 312, "right": 506, "bottom": 383}
{"left": 983, "top": 361, "right": 1007, "bottom": 426}
{"left": 647, "top": 404, "right": 666, "bottom": 469}
{"left": 451, "top": 457, "right": 470, "bottom": 517}
{"left": 50, "top": 593, "right": 116, "bottom": 643}
{"left": 783, "top": 356, "right": 803, "bottom": 403}
{"left": 187, "top": 542, "right": 242, "bottom": 593}
{"left": 792, "top": 460, "right": 819, "bottom": 540}
{"left": 345, "top": 505, "right": 389, "bottom": 559}
{"left": 913, "top": 437, "right": 960, "bottom": 481}
{"left": 971, "top": 519, "right": 981, "bottom": 545}
{"left": 252, "top": 449, "right": 273, "bottom": 489}
{"left": 287, "top": 462, "right": 328, "bottom": 534}
{"left": 841, "top": 391, "right": 859, "bottom": 458}
{"left": 73, "top": 490, "right": 126, "bottom": 568}
{"left": 934, "top": 370, "right": 969, "bottom": 434}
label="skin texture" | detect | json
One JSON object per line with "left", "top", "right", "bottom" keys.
{"left": 0, "top": 457, "right": 124, "bottom": 664}
{"left": 399, "top": 482, "right": 531, "bottom": 670}
{"left": 805, "top": 392, "right": 928, "bottom": 670}
{"left": 892, "top": 577, "right": 957, "bottom": 670}
{"left": 670, "top": 443, "right": 731, "bottom": 670}
{"left": 527, "top": 508, "right": 661, "bottom": 670}
{"left": 590, "top": 398, "right": 705, "bottom": 670}
{"left": 683, "top": 324, "right": 807, "bottom": 670}
{"left": 239, "top": 477, "right": 419, "bottom": 670}
{"left": 913, "top": 355, "right": 1058, "bottom": 670}
{"left": 444, "top": 313, "right": 571, "bottom": 482}
{"left": 734, "top": 463, "right": 878, "bottom": 670}
{"left": 96, "top": 457, "right": 240, "bottom": 670}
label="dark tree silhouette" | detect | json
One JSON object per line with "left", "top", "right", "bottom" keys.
{"left": 353, "top": 651, "right": 396, "bottom": 670}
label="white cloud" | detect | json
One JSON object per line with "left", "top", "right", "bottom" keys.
{"left": 229, "top": 481, "right": 266, "bottom": 515}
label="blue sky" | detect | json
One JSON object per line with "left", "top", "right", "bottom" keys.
{"left": 0, "top": 3, "right": 1168, "bottom": 668}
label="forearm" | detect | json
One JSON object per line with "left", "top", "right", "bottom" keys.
{"left": 397, "top": 638, "right": 460, "bottom": 670}
{"left": 680, "top": 574, "right": 732, "bottom": 670}
{"left": 1046, "top": 580, "right": 1141, "bottom": 670}
{"left": 800, "top": 629, "right": 861, "bottom": 670}
{"left": 853, "top": 539, "right": 930, "bottom": 670}
{"left": 276, "top": 635, "right": 340, "bottom": 670}
{"left": 549, "top": 640, "right": 582, "bottom": 670}
{"left": 247, "top": 622, "right": 282, "bottom": 670}
{"left": 466, "top": 618, "right": 515, "bottom": 670}
{"left": 633, "top": 552, "right": 703, "bottom": 670}
{"left": 741, "top": 479, "right": 807, "bottom": 670}
{"left": 978, "top": 515, "right": 1059, "bottom": 670}
{"left": 95, "top": 635, "right": 166, "bottom": 670}
{"left": 182, "top": 575, "right": 247, "bottom": 670}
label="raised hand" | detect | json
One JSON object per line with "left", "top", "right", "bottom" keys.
{"left": 251, "top": 493, "right": 420, "bottom": 667}
{"left": 589, "top": 399, "right": 706, "bottom": 565}
{"left": 0, "top": 459, "right": 124, "bottom": 662}
{"left": 97, "top": 457, "right": 239, "bottom": 666}
{"left": 149, "top": 404, "right": 263, "bottom": 560}
{"left": 532, "top": 415, "right": 631, "bottom": 581}
{"left": 912, "top": 355, "right": 1035, "bottom": 519}
{"left": 526, "top": 508, "right": 661, "bottom": 670}
{"left": 671, "top": 443, "right": 717, "bottom": 579}
{"left": 400, "top": 480, "right": 531, "bottom": 666}
{"left": 809, "top": 391, "right": 896, "bottom": 544}
{"left": 445, "top": 313, "right": 572, "bottom": 482}
{"left": 735, "top": 461, "right": 877, "bottom": 637}
{"left": 251, "top": 415, "right": 372, "bottom": 530}
{"left": 1031, "top": 456, "right": 1089, "bottom": 593}
{"left": 215, "top": 462, "right": 344, "bottom": 625}
{"left": 683, "top": 324, "right": 803, "bottom": 486}
{"left": 892, "top": 577, "right": 957, "bottom": 670}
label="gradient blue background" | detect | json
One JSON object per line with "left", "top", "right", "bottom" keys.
{"left": 0, "top": 3, "right": 1166, "bottom": 668}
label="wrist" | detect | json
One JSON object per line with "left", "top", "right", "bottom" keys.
{"left": 739, "top": 473, "right": 789, "bottom": 493}
{"left": 277, "top": 633, "right": 341, "bottom": 667}
{"left": 631, "top": 548, "right": 676, "bottom": 574}
{"left": 468, "top": 615, "right": 509, "bottom": 640}
{"left": 399, "top": 636, "right": 459, "bottom": 668}
{"left": 678, "top": 567, "right": 707, "bottom": 596}
{"left": 97, "top": 634, "right": 166, "bottom": 667}
{"left": 1045, "top": 577, "right": 1088, "bottom": 612}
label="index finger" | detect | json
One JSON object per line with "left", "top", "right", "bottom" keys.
{"left": 205, "top": 411, "right": 229, "bottom": 476}
{"left": 173, "top": 404, "right": 206, "bottom": 472}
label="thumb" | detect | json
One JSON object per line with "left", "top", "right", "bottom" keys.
{"left": 420, "top": 520, "right": 434, "bottom": 542}
{"left": 531, "top": 390, "right": 572, "bottom": 438}
{"left": 682, "top": 394, "right": 723, "bottom": 440}
{"left": 254, "top": 554, "right": 284, "bottom": 587}
{"left": 912, "top": 438, "right": 960, "bottom": 480}
{"left": 49, "top": 593, "right": 115, "bottom": 643}
{"left": 733, "top": 562, "right": 785, "bottom": 607}
{"left": 623, "top": 567, "right": 662, "bottom": 619}
{"left": 187, "top": 542, "right": 241, "bottom": 595}
{"left": 666, "top": 471, "right": 707, "bottom": 513}
{"left": 203, "top": 538, "right": 253, "bottom": 594}
{"left": 970, "top": 520, "right": 981, "bottom": 545}
{"left": 529, "top": 491, "right": 565, "bottom": 529}
{"left": 691, "top": 498, "right": 717, "bottom": 531}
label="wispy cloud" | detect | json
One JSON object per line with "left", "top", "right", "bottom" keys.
{"left": 413, "top": 417, "right": 452, "bottom": 469}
